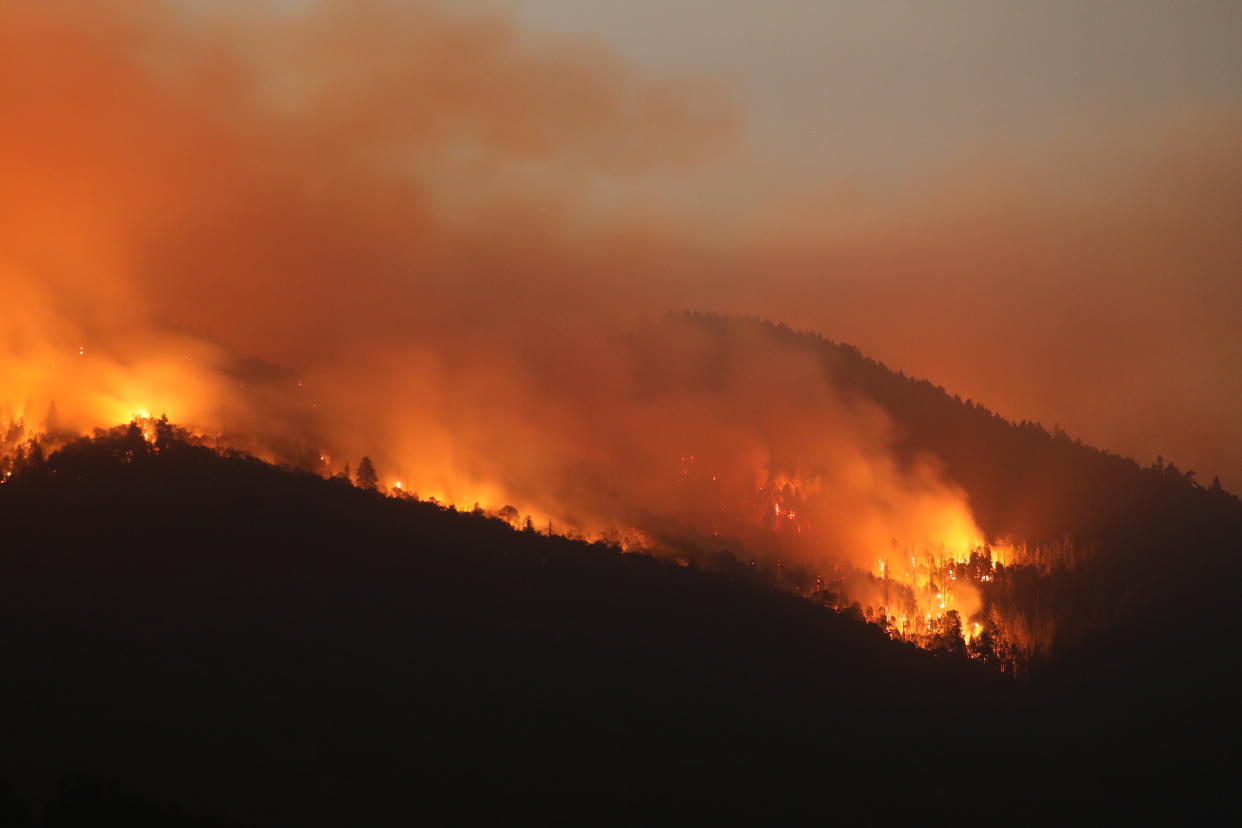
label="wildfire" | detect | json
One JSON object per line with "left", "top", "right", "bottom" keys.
{"left": 0, "top": 0, "right": 1095, "bottom": 678}
{"left": 0, "top": 387, "right": 1040, "bottom": 668}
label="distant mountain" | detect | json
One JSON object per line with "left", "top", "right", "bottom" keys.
{"left": 631, "top": 314, "right": 1242, "bottom": 668}
{"left": 0, "top": 424, "right": 1235, "bottom": 824}
{"left": 642, "top": 314, "right": 1241, "bottom": 540}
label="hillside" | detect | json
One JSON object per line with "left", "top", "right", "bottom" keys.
{"left": 629, "top": 314, "right": 1242, "bottom": 661}
{"left": 0, "top": 427, "right": 995, "bottom": 825}
{"left": 2, "top": 427, "right": 1232, "bottom": 824}
{"left": 638, "top": 314, "right": 1242, "bottom": 540}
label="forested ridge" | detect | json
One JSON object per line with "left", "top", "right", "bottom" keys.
{"left": 637, "top": 315, "right": 1242, "bottom": 662}
{"left": 0, "top": 423, "right": 1236, "bottom": 824}
{"left": 652, "top": 314, "right": 1240, "bottom": 541}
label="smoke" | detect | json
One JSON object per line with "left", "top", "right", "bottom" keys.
{"left": 0, "top": 0, "right": 988, "bottom": 575}
{"left": 3, "top": 0, "right": 1235, "bottom": 585}
{"left": 737, "top": 121, "right": 1242, "bottom": 488}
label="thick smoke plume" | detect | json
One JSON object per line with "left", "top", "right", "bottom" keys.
{"left": 11, "top": 0, "right": 1234, "bottom": 585}
{"left": 1, "top": 0, "right": 987, "bottom": 577}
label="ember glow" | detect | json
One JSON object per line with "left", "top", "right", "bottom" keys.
{"left": 3, "top": 0, "right": 1231, "bottom": 668}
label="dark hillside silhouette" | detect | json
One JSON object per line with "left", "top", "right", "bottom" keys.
{"left": 1, "top": 427, "right": 1232, "bottom": 823}
{"left": 0, "top": 427, "right": 992, "bottom": 824}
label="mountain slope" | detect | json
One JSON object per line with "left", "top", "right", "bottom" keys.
{"left": 1, "top": 429, "right": 1013, "bottom": 825}
{"left": 642, "top": 313, "right": 1241, "bottom": 542}
{"left": 632, "top": 314, "right": 1242, "bottom": 658}
{"left": 2, "top": 340, "right": 1239, "bottom": 823}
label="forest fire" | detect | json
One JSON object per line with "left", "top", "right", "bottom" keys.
{"left": 2, "top": 260, "right": 1059, "bottom": 671}
{"left": 2, "top": 3, "right": 1239, "bottom": 824}
{"left": 0, "top": 383, "right": 1049, "bottom": 670}
{"left": 0, "top": 0, "right": 1130, "bottom": 677}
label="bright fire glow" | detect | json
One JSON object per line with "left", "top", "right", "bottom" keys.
{"left": 0, "top": 1, "right": 1069, "bottom": 672}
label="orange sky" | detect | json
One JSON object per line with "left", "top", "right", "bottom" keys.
{"left": 3, "top": 0, "right": 1240, "bottom": 492}
{"left": 491, "top": 0, "right": 1242, "bottom": 487}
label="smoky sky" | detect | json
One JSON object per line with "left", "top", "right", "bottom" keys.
{"left": 3, "top": 0, "right": 1240, "bottom": 526}
{"left": 489, "top": 0, "right": 1242, "bottom": 488}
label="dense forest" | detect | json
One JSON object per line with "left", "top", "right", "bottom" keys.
{"left": 0, "top": 423, "right": 1237, "bottom": 824}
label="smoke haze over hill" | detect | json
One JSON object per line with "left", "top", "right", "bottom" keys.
{"left": 3, "top": 6, "right": 1242, "bottom": 821}
{"left": 3, "top": 0, "right": 1239, "bottom": 552}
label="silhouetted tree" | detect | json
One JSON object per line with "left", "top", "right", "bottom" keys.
{"left": 933, "top": 610, "right": 967, "bottom": 658}
{"left": 154, "top": 413, "right": 181, "bottom": 455}
{"left": 121, "top": 422, "right": 148, "bottom": 462}
{"left": 967, "top": 624, "right": 999, "bottom": 665}
{"left": 355, "top": 456, "right": 378, "bottom": 491}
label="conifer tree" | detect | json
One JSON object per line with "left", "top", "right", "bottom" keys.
{"left": 355, "top": 456, "right": 378, "bottom": 491}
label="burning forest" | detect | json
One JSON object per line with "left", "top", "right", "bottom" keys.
{"left": 3, "top": 2, "right": 1241, "bottom": 824}
{"left": 1, "top": 0, "right": 1075, "bottom": 670}
{"left": 0, "top": 315, "right": 1130, "bottom": 674}
{"left": 2, "top": 0, "right": 1237, "bottom": 674}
